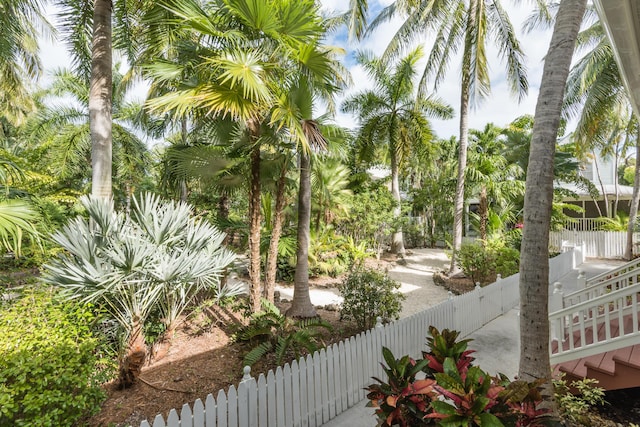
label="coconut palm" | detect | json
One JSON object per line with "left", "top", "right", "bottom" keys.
{"left": 145, "top": 0, "right": 345, "bottom": 313}
{"left": 0, "top": 0, "right": 50, "bottom": 124}
{"left": 562, "top": 15, "right": 639, "bottom": 258}
{"left": 518, "top": 0, "right": 587, "bottom": 414}
{"left": 43, "top": 194, "right": 239, "bottom": 387}
{"left": 342, "top": 47, "right": 453, "bottom": 255}
{"left": 347, "top": 0, "right": 528, "bottom": 271}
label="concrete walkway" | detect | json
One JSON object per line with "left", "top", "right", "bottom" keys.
{"left": 320, "top": 255, "right": 625, "bottom": 427}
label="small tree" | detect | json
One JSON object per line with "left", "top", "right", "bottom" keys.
{"left": 43, "top": 194, "right": 240, "bottom": 387}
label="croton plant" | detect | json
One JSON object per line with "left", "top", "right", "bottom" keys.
{"left": 366, "top": 327, "right": 552, "bottom": 427}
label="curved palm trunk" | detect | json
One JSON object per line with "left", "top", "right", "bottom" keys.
{"left": 264, "top": 161, "right": 288, "bottom": 302}
{"left": 625, "top": 129, "right": 640, "bottom": 260}
{"left": 90, "top": 0, "right": 113, "bottom": 199}
{"left": 248, "top": 120, "right": 262, "bottom": 313}
{"left": 287, "top": 151, "right": 316, "bottom": 318}
{"left": 518, "top": 0, "right": 586, "bottom": 416}
{"left": 390, "top": 151, "right": 406, "bottom": 255}
{"left": 118, "top": 319, "right": 147, "bottom": 388}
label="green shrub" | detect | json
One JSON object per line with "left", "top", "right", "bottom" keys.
{"left": 0, "top": 288, "right": 106, "bottom": 426}
{"left": 493, "top": 246, "right": 520, "bottom": 278}
{"left": 339, "top": 268, "right": 405, "bottom": 329}
{"left": 455, "top": 241, "right": 495, "bottom": 285}
{"left": 553, "top": 374, "right": 605, "bottom": 425}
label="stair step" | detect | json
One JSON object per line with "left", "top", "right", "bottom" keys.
{"left": 585, "top": 351, "right": 615, "bottom": 376}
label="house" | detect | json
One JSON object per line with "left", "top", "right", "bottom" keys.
{"left": 556, "top": 150, "right": 635, "bottom": 228}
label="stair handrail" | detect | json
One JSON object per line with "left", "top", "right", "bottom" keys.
{"left": 585, "top": 257, "right": 640, "bottom": 287}
{"left": 563, "top": 267, "right": 640, "bottom": 308}
{"left": 549, "top": 282, "right": 640, "bottom": 363}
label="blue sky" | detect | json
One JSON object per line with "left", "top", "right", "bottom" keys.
{"left": 40, "top": 1, "right": 555, "bottom": 140}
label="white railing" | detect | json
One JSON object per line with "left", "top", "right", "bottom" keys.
{"left": 550, "top": 231, "right": 640, "bottom": 259}
{"left": 549, "top": 283, "right": 640, "bottom": 364}
{"left": 585, "top": 257, "right": 640, "bottom": 286}
{"left": 140, "top": 250, "right": 578, "bottom": 427}
{"left": 562, "top": 266, "right": 640, "bottom": 307}
{"left": 561, "top": 218, "right": 610, "bottom": 231}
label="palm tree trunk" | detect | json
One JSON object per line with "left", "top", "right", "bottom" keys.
{"left": 264, "top": 160, "right": 288, "bottom": 303}
{"left": 518, "top": 0, "right": 586, "bottom": 416}
{"left": 180, "top": 117, "right": 189, "bottom": 202}
{"left": 90, "top": 0, "right": 113, "bottom": 199}
{"left": 287, "top": 151, "right": 316, "bottom": 318}
{"left": 479, "top": 186, "right": 488, "bottom": 242}
{"left": 118, "top": 319, "right": 147, "bottom": 388}
{"left": 390, "top": 151, "right": 405, "bottom": 256}
{"left": 449, "top": 65, "right": 471, "bottom": 274}
{"left": 592, "top": 151, "right": 610, "bottom": 217}
{"left": 625, "top": 129, "right": 640, "bottom": 260}
{"left": 247, "top": 119, "right": 262, "bottom": 313}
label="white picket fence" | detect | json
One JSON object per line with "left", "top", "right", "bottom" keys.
{"left": 550, "top": 231, "right": 640, "bottom": 259}
{"left": 139, "top": 250, "right": 579, "bottom": 427}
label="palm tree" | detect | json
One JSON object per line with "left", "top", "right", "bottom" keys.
{"left": 29, "top": 67, "right": 152, "bottom": 204}
{"left": 562, "top": 15, "right": 639, "bottom": 258}
{"left": 145, "top": 0, "right": 344, "bottom": 313}
{"left": 518, "top": 0, "right": 587, "bottom": 414}
{"left": 43, "top": 194, "right": 238, "bottom": 387}
{"left": 0, "top": 0, "right": 50, "bottom": 124}
{"left": 342, "top": 47, "right": 453, "bottom": 255}
{"left": 466, "top": 123, "right": 524, "bottom": 241}
{"left": 347, "top": 0, "right": 528, "bottom": 271}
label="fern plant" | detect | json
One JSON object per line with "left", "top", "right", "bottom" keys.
{"left": 234, "top": 299, "right": 332, "bottom": 366}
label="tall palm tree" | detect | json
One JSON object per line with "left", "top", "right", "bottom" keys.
{"left": 347, "top": 0, "right": 528, "bottom": 271}
{"left": 518, "top": 0, "right": 587, "bottom": 414}
{"left": 58, "top": 0, "right": 155, "bottom": 199}
{"left": 562, "top": 15, "right": 639, "bottom": 258}
{"left": 29, "top": 67, "right": 151, "bottom": 204}
{"left": 145, "top": 0, "right": 344, "bottom": 313}
{"left": 342, "top": 47, "right": 453, "bottom": 255}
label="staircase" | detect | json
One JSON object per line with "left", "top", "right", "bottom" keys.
{"left": 549, "top": 259, "right": 640, "bottom": 390}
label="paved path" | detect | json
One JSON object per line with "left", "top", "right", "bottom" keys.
{"left": 321, "top": 254, "right": 625, "bottom": 427}
{"left": 275, "top": 248, "right": 452, "bottom": 313}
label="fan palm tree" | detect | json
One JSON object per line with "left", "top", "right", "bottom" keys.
{"left": 145, "top": 0, "right": 345, "bottom": 313}
{"left": 518, "top": 0, "right": 587, "bottom": 414}
{"left": 43, "top": 194, "right": 238, "bottom": 387}
{"left": 342, "top": 47, "right": 453, "bottom": 255}
{"left": 347, "top": 0, "right": 528, "bottom": 271}
{"left": 29, "top": 67, "right": 152, "bottom": 205}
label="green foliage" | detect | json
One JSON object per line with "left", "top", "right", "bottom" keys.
{"left": 339, "top": 267, "right": 405, "bottom": 329}
{"left": 233, "top": 299, "right": 332, "bottom": 367}
{"left": 456, "top": 240, "right": 522, "bottom": 285}
{"left": 366, "top": 327, "right": 550, "bottom": 427}
{"left": 553, "top": 374, "right": 605, "bottom": 425}
{"left": 335, "top": 186, "right": 396, "bottom": 256}
{"left": 456, "top": 241, "right": 496, "bottom": 285}
{"left": 0, "top": 288, "right": 105, "bottom": 426}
